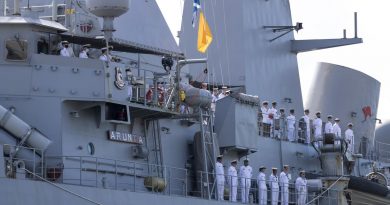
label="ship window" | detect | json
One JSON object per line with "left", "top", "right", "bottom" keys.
{"left": 105, "top": 103, "right": 128, "bottom": 122}
{"left": 5, "top": 39, "right": 28, "bottom": 61}
{"left": 87, "top": 142, "right": 95, "bottom": 155}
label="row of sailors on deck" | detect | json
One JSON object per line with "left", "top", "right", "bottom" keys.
{"left": 260, "top": 101, "right": 355, "bottom": 153}
{"left": 59, "top": 41, "right": 114, "bottom": 62}
{"left": 216, "top": 156, "right": 307, "bottom": 205}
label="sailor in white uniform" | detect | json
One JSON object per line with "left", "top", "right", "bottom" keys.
{"left": 215, "top": 155, "right": 225, "bottom": 201}
{"left": 295, "top": 170, "right": 307, "bottom": 205}
{"left": 286, "top": 109, "right": 296, "bottom": 142}
{"left": 270, "top": 168, "right": 279, "bottom": 205}
{"left": 313, "top": 112, "right": 323, "bottom": 147}
{"left": 60, "top": 41, "right": 71, "bottom": 57}
{"left": 279, "top": 165, "right": 290, "bottom": 205}
{"left": 261, "top": 101, "right": 270, "bottom": 136}
{"left": 325, "top": 115, "right": 334, "bottom": 134}
{"left": 269, "top": 102, "right": 279, "bottom": 137}
{"left": 257, "top": 166, "right": 267, "bottom": 205}
{"left": 79, "top": 44, "right": 90, "bottom": 59}
{"left": 302, "top": 109, "right": 311, "bottom": 144}
{"left": 227, "top": 160, "right": 238, "bottom": 202}
{"left": 218, "top": 86, "right": 228, "bottom": 100}
{"left": 240, "top": 159, "right": 252, "bottom": 203}
{"left": 333, "top": 118, "right": 342, "bottom": 145}
{"left": 261, "top": 101, "right": 270, "bottom": 123}
{"left": 345, "top": 123, "right": 355, "bottom": 153}
{"left": 211, "top": 88, "right": 218, "bottom": 113}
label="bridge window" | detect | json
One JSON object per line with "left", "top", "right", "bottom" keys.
{"left": 5, "top": 39, "right": 28, "bottom": 61}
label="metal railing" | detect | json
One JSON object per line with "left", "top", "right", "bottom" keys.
{"left": 1, "top": 146, "right": 351, "bottom": 204}
{"left": 369, "top": 140, "right": 390, "bottom": 163}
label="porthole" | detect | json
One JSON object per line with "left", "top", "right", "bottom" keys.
{"left": 87, "top": 142, "right": 95, "bottom": 155}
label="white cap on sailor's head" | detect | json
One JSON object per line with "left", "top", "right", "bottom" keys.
{"left": 61, "top": 41, "right": 69, "bottom": 45}
{"left": 300, "top": 170, "right": 306, "bottom": 174}
{"left": 259, "top": 166, "right": 266, "bottom": 171}
{"left": 231, "top": 159, "right": 237, "bottom": 164}
{"left": 283, "top": 165, "right": 289, "bottom": 169}
{"left": 327, "top": 115, "right": 333, "bottom": 119}
{"left": 82, "top": 44, "right": 91, "bottom": 48}
{"left": 262, "top": 101, "right": 269, "bottom": 105}
{"left": 272, "top": 167, "right": 278, "bottom": 171}
{"left": 217, "top": 155, "right": 223, "bottom": 159}
{"left": 335, "top": 118, "right": 340, "bottom": 122}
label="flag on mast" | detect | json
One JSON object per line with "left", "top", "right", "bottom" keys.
{"left": 197, "top": 11, "right": 213, "bottom": 53}
{"left": 192, "top": 0, "right": 201, "bottom": 27}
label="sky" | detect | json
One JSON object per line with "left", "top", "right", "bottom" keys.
{"left": 156, "top": 0, "right": 390, "bottom": 125}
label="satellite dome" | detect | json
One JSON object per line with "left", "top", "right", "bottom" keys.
{"left": 86, "top": 0, "right": 130, "bottom": 18}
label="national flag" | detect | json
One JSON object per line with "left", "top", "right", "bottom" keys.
{"left": 192, "top": 0, "right": 201, "bottom": 27}
{"left": 197, "top": 11, "right": 213, "bottom": 53}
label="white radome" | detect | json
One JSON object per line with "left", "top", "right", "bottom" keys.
{"left": 86, "top": 0, "right": 130, "bottom": 17}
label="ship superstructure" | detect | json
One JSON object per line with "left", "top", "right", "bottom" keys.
{"left": 0, "top": 0, "right": 389, "bottom": 205}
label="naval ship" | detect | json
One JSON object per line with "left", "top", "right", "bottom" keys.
{"left": 0, "top": 0, "right": 389, "bottom": 204}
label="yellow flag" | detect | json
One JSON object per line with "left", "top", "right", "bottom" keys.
{"left": 197, "top": 12, "right": 213, "bottom": 53}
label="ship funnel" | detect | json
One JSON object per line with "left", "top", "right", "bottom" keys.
{"left": 86, "top": 0, "right": 130, "bottom": 41}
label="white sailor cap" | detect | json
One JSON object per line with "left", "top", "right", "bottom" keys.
{"left": 300, "top": 170, "right": 306, "bottom": 174}
{"left": 316, "top": 111, "right": 321, "bottom": 115}
{"left": 61, "top": 41, "right": 69, "bottom": 44}
{"left": 231, "top": 160, "right": 237, "bottom": 163}
{"left": 327, "top": 115, "right": 333, "bottom": 119}
{"left": 262, "top": 101, "right": 269, "bottom": 105}
{"left": 217, "top": 155, "right": 223, "bottom": 159}
{"left": 82, "top": 44, "right": 91, "bottom": 48}
{"left": 283, "top": 165, "right": 289, "bottom": 168}
{"left": 259, "top": 166, "right": 266, "bottom": 170}
{"left": 222, "top": 86, "right": 227, "bottom": 89}
{"left": 335, "top": 118, "right": 340, "bottom": 121}
{"left": 272, "top": 167, "right": 278, "bottom": 170}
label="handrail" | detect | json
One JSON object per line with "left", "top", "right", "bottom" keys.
{"left": 3, "top": 151, "right": 346, "bottom": 204}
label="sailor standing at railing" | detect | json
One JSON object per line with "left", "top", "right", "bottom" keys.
{"left": 313, "top": 112, "right": 323, "bottom": 147}
{"left": 333, "top": 118, "right": 342, "bottom": 145}
{"left": 286, "top": 109, "right": 296, "bottom": 142}
{"left": 261, "top": 101, "right": 270, "bottom": 137}
{"left": 268, "top": 102, "right": 279, "bottom": 138}
{"left": 240, "top": 159, "right": 253, "bottom": 203}
{"left": 345, "top": 123, "right": 355, "bottom": 153}
{"left": 257, "top": 166, "right": 267, "bottom": 205}
{"left": 325, "top": 115, "right": 334, "bottom": 134}
{"left": 227, "top": 160, "right": 238, "bottom": 202}
{"left": 60, "top": 41, "right": 71, "bottom": 57}
{"left": 302, "top": 109, "right": 311, "bottom": 144}
{"left": 270, "top": 167, "right": 279, "bottom": 205}
{"left": 216, "top": 155, "right": 225, "bottom": 201}
{"left": 295, "top": 170, "right": 307, "bottom": 205}
{"left": 79, "top": 44, "right": 91, "bottom": 59}
{"left": 279, "top": 165, "right": 291, "bottom": 205}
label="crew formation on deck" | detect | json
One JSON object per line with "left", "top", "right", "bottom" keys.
{"left": 217, "top": 156, "right": 308, "bottom": 204}
{"left": 258, "top": 101, "right": 355, "bottom": 152}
